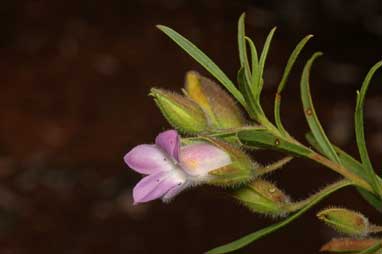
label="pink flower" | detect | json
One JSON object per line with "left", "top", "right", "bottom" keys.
{"left": 124, "top": 130, "right": 232, "bottom": 204}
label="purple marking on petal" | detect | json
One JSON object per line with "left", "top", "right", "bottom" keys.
{"left": 155, "top": 130, "right": 180, "bottom": 161}
{"left": 179, "top": 143, "right": 231, "bottom": 176}
{"left": 133, "top": 171, "right": 185, "bottom": 204}
{"left": 124, "top": 144, "right": 175, "bottom": 175}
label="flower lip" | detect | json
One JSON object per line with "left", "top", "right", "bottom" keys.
{"left": 125, "top": 129, "right": 234, "bottom": 204}
{"left": 125, "top": 130, "right": 187, "bottom": 204}
{"left": 133, "top": 170, "right": 186, "bottom": 204}
{"left": 155, "top": 129, "right": 180, "bottom": 161}
{"left": 124, "top": 144, "right": 175, "bottom": 175}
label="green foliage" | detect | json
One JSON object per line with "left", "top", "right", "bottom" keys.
{"left": 156, "top": 25, "right": 246, "bottom": 107}
{"left": 300, "top": 52, "right": 342, "bottom": 164}
{"left": 206, "top": 180, "right": 352, "bottom": 254}
{"left": 238, "top": 13, "right": 253, "bottom": 96}
{"left": 256, "top": 27, "right": 276, "bottom": 100}
{"left": 274, "top": 34, "right": 313, "bottom": 136}
{"left": 237, "top": 67, "right": 262, "bottom": 119}
{"left": 306, "top": 131, "right": 382, "bottom": 211}
{"left": 238, "top": 128, "right": 312, "bottom": 157}
{"left": 355, "top": 61, "right": 382, "bottom": 197}
{"left": 245, "top": 36, "right": 259, "bottom": 90}
{"left": 155, "top": 12, "right": 382, "bottom": 254}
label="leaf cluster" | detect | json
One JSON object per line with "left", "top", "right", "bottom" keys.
{"left": 157, "top": 13, "right": 382, "bottom": 253}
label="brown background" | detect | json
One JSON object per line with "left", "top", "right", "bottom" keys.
{"left": 0, "top": 0, "right": 381, "bottom": 253}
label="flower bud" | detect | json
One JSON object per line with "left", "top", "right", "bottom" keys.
{"left": 200, "top": 137, "right": 258, "bottom": 186}
{"left": 150, "top": 88, "right": 208, "bottom": 134}
{"left": 320, "top": 238, "right": 380, "bottom": 253}
{"left": 317, "top": 208, "right": 369, "bottom": 236}
{"left": 184, "top": 71, "right": 246, "bottom": 129}
{"left": 234, "top": 179, "right": 290, "bottom": 216}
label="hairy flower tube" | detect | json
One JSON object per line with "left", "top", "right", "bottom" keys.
{"left": 124, "top": 130, "right": 255, "bottom": 204}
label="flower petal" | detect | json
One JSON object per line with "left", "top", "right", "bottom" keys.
{"left": 124, "top": 144, "right": 175, "bottom": 175}
{"left": 133, "top": 171, "right": 186, "bottom": 204}
{"left": 155, "top": 129, "right": 180, "bottom": 161}
{"left": 179, "top": 143, "right": 231, "bottom": 176}
{"left": 162, "top": 182, "right": 187, "bottom": 202}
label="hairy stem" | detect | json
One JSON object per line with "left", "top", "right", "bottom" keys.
{"left": 255, "top": 156, "right": 294, "bottom": 176}
{"left": 285, "top": 179, "right": 353, "bottom": 212}
{"left": 369, "top": 225, "right": 382, "bottom": 234}
{"left": 308, "top": 152, "right": 372, "bottom": 192}
{"left": 257, "top": 120, "right": 373, "bottom": 192}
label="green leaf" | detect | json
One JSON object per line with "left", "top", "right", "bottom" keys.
{"left": 206, "top": 179, "right": 352, "bottom": 254}
{"left": 358, "top": 242, "right": 382, "bottom": 254}
{"left": 238, "top": 13, "right": 253, "bottom": 95}
{"left": 274, "top": 35, "right": 313, "bottom": 135}
{"left": 330, "top": 145, "right": 382, "bottom": 199}
{"left": 300, "top": 52, "right": 341, "bottom": 164}
{"left": 238, "top": 128, "right": 313, "bottom": 157}
{"left": 305, "top": 132, "right": 364, "bottom": 179}
{"left": 237, "top": 68, "right": 257, "bottom": 118}
{"left": 358, "top": 188, "right": 382, "bottom": 212}
{"left": 256, "top": 27, "right": 276, "bottom": 100}
{"left": 156, "top": 25, "right": 246, "bottom": 107}
{"left": 245, "top": 36, "right": 259, "bottom": 90}
{"left": 306, "top": 132, "right": 382, "bottom": 212}
{"left": 355, "top": 61, "right": 382, "bottom": 197}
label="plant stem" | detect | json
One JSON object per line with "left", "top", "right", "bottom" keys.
{"left": 197, "top": 124, "right": 373, "bottom": 193}
{"left": 285, "top": 179, "right": 353, "bottom": 212}
{"left": 258, "top": 120, "right": 373, "bottom": 192}
{"left": 308, "top": 152, "right": 372, "bottom": 192}
{"left": 255, "top": 156, "right": 294, "bottom": 176}
{"left": 257, "top": 114, "right": 281, "bottom": 136}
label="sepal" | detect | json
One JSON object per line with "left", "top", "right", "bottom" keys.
{"left": 150, "top": 88, "right": 208, "bottom": 134}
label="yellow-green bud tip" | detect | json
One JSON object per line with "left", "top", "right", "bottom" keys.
{"left": 149, "top": 88, "right": 208, "bottom": 134}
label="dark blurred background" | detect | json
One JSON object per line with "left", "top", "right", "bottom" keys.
{"left": 0, "top": 0, "right": 381, "bottom": 253}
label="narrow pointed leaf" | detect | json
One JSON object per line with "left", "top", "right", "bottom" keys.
{"left": 237, "top": 68, "right": 265, "bottom": 120}
{"left": 237, "top": 68, "right": 256, "bottom": 118}
{"left": 358, "top": 188, "right": 382, "bottom": 212}
{"left": 238, "top": 13, "right": 253, "bottom": 94}
{"left": 355, "top": 60, "right": 382, "bottom": 197}
{"left": 256, "top": 27, "right": 276, "bottom": 99}
{"left": 245, "top": 36, "right": 259, "bottom": 90}
{"left": 157, "top": 25, "right": 246, "bottom": 107}
{"left": 238, "top": 128, "right": 313, "bottom": 157}
{"left": 300, "top": 52, "right": 341, "bottom": 164}
{"left": 206, "top": 179, "right": 352, "bottom": 254}
{"left": 274, "top": 35, "right": 313, "bottom": 135}
{"left": 277, "top": 35, "right": 314, "bottom": 94}
{"left": 306, "top": 132, "right": 382, "bottom": 212}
